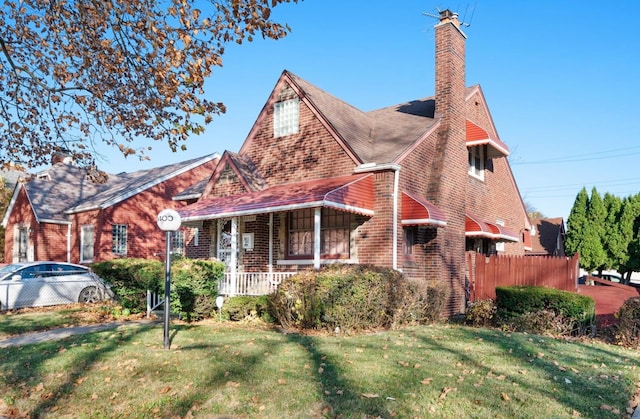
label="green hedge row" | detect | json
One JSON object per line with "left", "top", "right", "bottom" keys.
{"left": 496, "top": 285, "right": 595, "bottom": 331}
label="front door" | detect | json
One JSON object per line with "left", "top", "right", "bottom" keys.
{"left": 217, "top": 219, "right": 238, "bottom": 269}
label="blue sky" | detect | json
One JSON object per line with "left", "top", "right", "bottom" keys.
{"left": 99, "top": 1, "right": 640, "bottom": 222}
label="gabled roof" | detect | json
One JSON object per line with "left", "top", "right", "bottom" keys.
{"left": 2, "top": 154, "right": 218, "bottom": 225}
{"left": 289, "top": 71, "right": 440, "bottom": 164}
{"left": 18, "top": 164, "right": 111, "bottom": 223}
{"left": 66, "top": 154, "right": 219, "bottom": 214}
{"left": 199, "top": 151, "right": 267, "bottom": 199}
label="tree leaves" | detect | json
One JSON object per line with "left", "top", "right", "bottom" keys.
{"left": 0, "top": 0, "right": 299, "bottom": 175}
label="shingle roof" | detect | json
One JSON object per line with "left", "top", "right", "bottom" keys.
{"left": 287, "top": 71, "right": 438, "bottom": 164}
{"left": 20, "top": 154, "right": 217, "bottom": 222}
{"left": 65, "top": 154, "right": 218, "bottom": 213}
{"left": 24, "top": 164, "right": 110, "bottom": 222}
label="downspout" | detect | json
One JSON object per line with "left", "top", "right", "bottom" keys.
{"left": 268, "top": 213, "right": 273, "bottom": 273}
{"left": 392, "top": 167, "right": 399, "bottom": 271}
{"left": 354, "top": 163, "right": 401, "bottom": 271}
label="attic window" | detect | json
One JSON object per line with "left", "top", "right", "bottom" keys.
{"left": 36, "top": 172, "right": 50, "bottom": 180}
{"left": 274, "top": 98, "right": 299, "bottom": 138}
{"left": 468, "top": 145, "right": 485, "bottom": 180}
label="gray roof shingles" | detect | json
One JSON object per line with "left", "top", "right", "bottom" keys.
{"left": 25, "top": 155, "right": 216, "bottom": 222}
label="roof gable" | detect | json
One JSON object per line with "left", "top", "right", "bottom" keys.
{"left": 66, "top": 154, "right": 219, "bottom": 213}
{"left": 200, "top": 151, "right": 267, "bottom": 199}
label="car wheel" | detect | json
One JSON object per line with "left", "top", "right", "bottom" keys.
{"left": 78, "top": 286, "right": 102, "bottom": 303}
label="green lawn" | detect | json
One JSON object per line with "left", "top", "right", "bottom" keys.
{"left": 0, "top": 312, "right": 638, "bottom": 418}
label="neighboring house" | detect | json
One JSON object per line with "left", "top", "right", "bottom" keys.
{"left": 0, "top": 167, "right": 27, "bottom": 263}
{"left": 2, "top": 154, "right": 219, "bottom": 264}
{"left": 527, "top": 217, "right": 566, "bottom": 257}
{"left": 176, "top": 10, "right": 532, "bottom": 316}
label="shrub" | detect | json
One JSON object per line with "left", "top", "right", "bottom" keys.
{"left": 221, "top": 296, "right": 273, "bottom": 322}
{"left": 465, "top": 299, "right": 497, "bottom": 327}
{"left": 270, "top": 264, "right": 449, "bottom": 332}
{"left": 496, "top": 286, "right": 595, "bottom": 335}
{"left": 391, "top": 279, "right": 449, "bottom": 327}
{"left": 91, "top": 258, "right": 224, "bottom": 319}
{"left": 170, "top": 258, "right": 224, "bottom": 321}
{"left": 615, "top": 297, "right": 640, "bottom": 348}
{"left": 509, "top": 309, "right": 575, "bottom": 335}
{"left": 91, "top": 259, "right": 163, "bottom": 313}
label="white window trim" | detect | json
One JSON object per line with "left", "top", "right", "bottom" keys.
{"left": 468, "top": 146, "right": 485, "bottom": 180}
{"left": 80, "top": 225, "right": 95, "bottom": 263}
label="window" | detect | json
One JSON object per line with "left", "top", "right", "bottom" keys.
{"left": 288, "top": 208, "right": 350, "bottom": 258}
{"left": 288, "top": 209, "right": 314, "bottom": 256}
{"left": 468, "top": 145, "right": 485, "bottom": 180}
{"left": 321, "top": 209, "right": 350, "bottom": 257}
{"left": 403, "top": 227, "right": 415, "bottom": 258}
{"left": 172, "top": 230, "right": 185, "bottom": 255}
{"left": 80, "top": 225, "right": 94, "bottom": 263}
{"left": 112, "top": 224, "right": 127, "bottom": 255}
{"left": 274, "top": 98, "right": 299, "bottom": 137}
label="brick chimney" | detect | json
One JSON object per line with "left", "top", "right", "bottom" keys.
{"left": 430, "top": 9, "right": 468, "bottom": 316}
{"left": 435, "top": 9, "right": 466, "bottom": 123}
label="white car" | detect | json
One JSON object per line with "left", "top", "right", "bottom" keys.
{"left": 0, "top": 262, "right": 113, "bottom": 310}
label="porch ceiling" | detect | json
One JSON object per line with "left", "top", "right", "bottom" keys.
{"left": 465, "top": 212, "right": 519, "bottom": 242}
{"left": 178, "top": 174, "right": 375, "bottom": 222}
{"left": 401, "top": 192, "right": 447, "bottom": 227}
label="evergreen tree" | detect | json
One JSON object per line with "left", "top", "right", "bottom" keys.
{"left": 623, "top": 193, "right": 640, "bottom": 282}
{"left": 565, "top": 187, "right": 589, "bottom": 258}
{"left": 583, "top": 188, "right": 607, "bottom": 272}
{"left": 602, "top": 193, "right": 626, "bottom": 272}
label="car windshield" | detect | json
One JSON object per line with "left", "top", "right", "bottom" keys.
{"left": 0, "top": 264, "right": 30, "bottom": 281}
{"left": 0, "top": 263, "right": 28, "bottom": 275}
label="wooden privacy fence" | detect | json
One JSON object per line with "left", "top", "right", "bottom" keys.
{"left": 467, "top": 252, "right": 580, "bottom": 301}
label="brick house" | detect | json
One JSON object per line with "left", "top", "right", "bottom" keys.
{"left": 526, "top": 217, "right": 566, "bottom": 257}
{"left": 2, "top": 154, "right": 219, "bottom": 264}
{"left": 176, "top": 10, "right": 532, "bottom": 315}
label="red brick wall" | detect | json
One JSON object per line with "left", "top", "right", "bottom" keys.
{"left": 465, "top": 89, "right": 528, "bottom": 256}
{"left": 242, "top": 85, "right": 356, "bottom": 186}
{"left": 4, "top": 158, "right": 218, "bottom": 265}
{"left": 355, "top": 171, "right": 395, "bottom": 268}
{"left": 4, "top": 187, "right": 37, "bottom": 262}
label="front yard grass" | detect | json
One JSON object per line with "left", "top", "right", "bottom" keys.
{"left": 0, "top": 314, "right": 638, "bottom": 418}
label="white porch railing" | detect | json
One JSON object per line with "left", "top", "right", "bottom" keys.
{"left": 218, "top": 271, "right": 297, "bottom": 296}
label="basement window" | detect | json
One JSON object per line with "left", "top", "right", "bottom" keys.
{"left": 274, "top": 98, "right": 299, "bottom": 137}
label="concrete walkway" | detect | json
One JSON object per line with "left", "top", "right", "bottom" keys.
{"left": 0, "top": 319, "right": 160, "bottom": 348}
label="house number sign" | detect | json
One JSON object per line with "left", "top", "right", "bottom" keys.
{"left": 157, "top": 209, "right": 182, "bottom": 231}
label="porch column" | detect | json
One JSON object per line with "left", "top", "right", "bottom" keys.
{"left": 230, "top": 217, "right": 238, "bottom": 295}
{"left": 314, "top": 208, "right": 321, "bottom": 269}
{"left": 268, "top": 213, "right": 273, "bottom": 272}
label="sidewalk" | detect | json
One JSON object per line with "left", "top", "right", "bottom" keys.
{"left": 0, "top": 319, "right": 160, "bottom": 348}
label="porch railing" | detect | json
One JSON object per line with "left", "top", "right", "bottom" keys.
{"left": 218, "top": 271, "right": 297, "bottom": 296}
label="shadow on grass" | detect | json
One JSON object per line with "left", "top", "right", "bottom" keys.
{"left": 0, "top": 323, "right": 159, "bottom": 416}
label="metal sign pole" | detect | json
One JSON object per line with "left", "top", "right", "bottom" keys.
{"left": 157, "top": 208, "right": 182, "bottom": 351}
{"left": 163, "top": 230, "right": 171, "bottom": 349}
